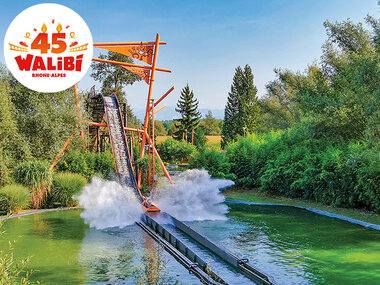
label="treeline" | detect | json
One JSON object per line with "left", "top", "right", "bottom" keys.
{"left": 156, "top": 113, "right": 223, "bottom": 137}
{"left": 189, "top": 17, "right": 380, "bottom": 212}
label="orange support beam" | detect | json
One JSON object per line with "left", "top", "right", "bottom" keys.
{"left": 125, "top": 127, "right": 144, "bottom": 133}
{"left": 92, "top": 58, "right": 171, "bottom": 73}
{"left": 88, "top": 121, "right": 145, "bottom": 134}
{"left": 88, "top": 121, "right": 107, "bottom": 127}
{"left": 94, "top": 41, "right": 167, "bottom": 46}
{"left": 138, "top": 34, "right": 160, "bottom": 188}
{"left": 149, "top": 86, "right": 174, "bottom": 111}
{"left": 143, "top": 131, "right": 174, "bottom": 184}
{"left": 154, "top": 105, "right": 165, "bottom": 115}
{"left": 74, "top": 84, "right": 86, "bottom": 149}
{"left": 49, "top": 133, "right": 74, "bottom": 170}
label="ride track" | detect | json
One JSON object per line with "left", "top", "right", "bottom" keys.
{"left": 102, "top": 92, "right": 275, "bottom": 285}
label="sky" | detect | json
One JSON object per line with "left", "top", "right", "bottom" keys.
{"left": 0, "top": 0, "right": 378, "bottom": 119}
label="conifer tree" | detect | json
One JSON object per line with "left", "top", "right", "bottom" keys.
{"left": 241, "top": 65, "right": 260, "bottom": 132}
{"left": 173, "top": 84, "right": 201, "bottom": 141}
{"left": 221, "top": 65, "right": 259, "bottom": 148}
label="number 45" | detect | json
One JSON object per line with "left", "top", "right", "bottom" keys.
{"left": 31, "top": 33, "right": 67, "bottom": 54}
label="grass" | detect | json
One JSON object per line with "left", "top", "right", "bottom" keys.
{"left": 157, "top": 135, "right": 222, "bottom": 151}
{"left": 14, "top": 160, "right": 53, "bottom": 209}
{"left": 0, "top": 184, "right": 31, "bottom": 214}
{"left": 47, "top": 172, "right": 87, "bottom": 207}
{"left": 205, "top": 141, "right": 222, "bottom": 151}
{"left": 223, "top": 186, "right": 380, "bottom": 225}
{"left": 156, "top": 135, "right": 221, "bottom": 143}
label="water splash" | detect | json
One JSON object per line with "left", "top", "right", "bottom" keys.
{"left": 76, "top": 177, "right": 143, "bottom": 229}
{"left": 151, "top": 169, "right": 234, "bottom": 221}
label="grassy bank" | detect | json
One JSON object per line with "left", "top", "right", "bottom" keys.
{"left": 223, "top": 187, "right": 380, "bottom": 226}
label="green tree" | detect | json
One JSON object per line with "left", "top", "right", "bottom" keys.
{"left": 221, "top": 65, "right": 260, "bottom": 147}
{"left": 0, "top": 67, "right": 30, "bottom": 185}
{"left": 258, "top": 16, "right": 380, "bottom": 141}
{"left": 167, "top": 121, "right": 178, "bottom": 136}
{"left": 154, "top": 120, "right": 167, "bottom": 136}
{"left": 200, "top": 110, "right": 221, "bottom": 135}
{"left": 9, "top": 81, "right": 80, "bottom": 161}
{"left": 91, "top": 51, "right": 140, "bottom": 101}
{"left": 258, "top": 68, "right": 301, "bottom": 132}
{"left": 222, "top": 67, "right": 242, "bottom": 148}
{"left": 90, "top": 51, "right": 141, "bottom": 127}
{"left": 173, "top": 84, "right": 201, "bottom": 141}
{"left": 240, "top": 65, "right": 260, "bottom": 132}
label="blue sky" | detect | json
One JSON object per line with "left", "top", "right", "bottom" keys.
{"left": 0, "top": 0, "right": 378, "bottom": 119}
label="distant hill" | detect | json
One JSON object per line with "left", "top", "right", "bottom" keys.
{"left": 134, "top": 106, "right": 224, "bottom": 121}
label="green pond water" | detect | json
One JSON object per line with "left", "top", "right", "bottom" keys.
{"left": 0, "top": 205, "right": 379, "bottom": 284}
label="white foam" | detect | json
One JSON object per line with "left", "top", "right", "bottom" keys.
{"left": 151, "top": 169, "right": 234, "bottom": 221}
{"left": 76, "top": 177, "right": 143, "bottom": 229}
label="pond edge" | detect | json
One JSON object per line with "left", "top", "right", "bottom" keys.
{"left": 225, "top": 200, "right": 380, "bottom": 232}
{"left": 1, "top": 207, "right": 82, "bottom": 220}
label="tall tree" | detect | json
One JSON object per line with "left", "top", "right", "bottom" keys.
{"left": 173, "top": 84, "right": 201, "bottom": 141}
{"left": 221, "top": 65, "right": 259, "bottom": 147}
{"left": 240, "top": 65, "right": 260, "bottom": 131}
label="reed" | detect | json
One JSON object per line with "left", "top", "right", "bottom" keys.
{"left": 14, "top": 161, "right": 52, "bottom": 209}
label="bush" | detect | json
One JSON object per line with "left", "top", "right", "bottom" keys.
{"left": 225, "top": 128, "right": 380, "bottom": 213}
{"left": 0, "top": 184, "right": 31, "bottom": 214}
{"left": 157, "top": 138, "right": 196, "bottom": 164}
{"left": 45, "top": 172, "right": 87, "bottom": 208}
{"left": 189, "top": 149, "right": 231, "bottom": 178}
{"left": 226, "top": 131, "right": 283, "bottom": 188}
{"left": 57, "top": 150, "right": 115, "bottom": 180}
{"left": 14, "top": 160, "right": 52, "bottom": 209}
{"left": 353, "top": 144, "right": 380, "bottom": 211}
{"left": 14, "top": 160, "right": 52, "bottom": 188}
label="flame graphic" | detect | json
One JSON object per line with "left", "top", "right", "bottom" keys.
{"left": 41, "top": 23, "right": 47, "bottom": 33}
{"left": 56, "top": 23, "right": 62, "bottom": 33}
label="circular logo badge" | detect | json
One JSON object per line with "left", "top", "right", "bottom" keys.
{"left": 4, "top": 3, "right": 93, "bottom": 92}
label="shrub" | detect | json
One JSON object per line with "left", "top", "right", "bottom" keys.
{"left": 157, "top": 138, "right": 196, "bottom": 164}
{"left": 353, "top": 145, "right": 380, "bottom": 212}
{"left": 14, "top": 160, "right": 52, "bottom": 209}
{"left": 0, "top": 184, "right": 31, "bottom": 214}
{"left": 225, "top": 127, "right": 380, "bottom": 213}
{"left": 226, "top": 131, "right": 283, "bottom": 187}
{"left": 189, "top": 149, "right": 231, "bottom": 178}
{"left": 57, "top": 150, "right": 115, "bottom": 180}
{"left": 45, "top": 172, "right": 87, "bottom": 208}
